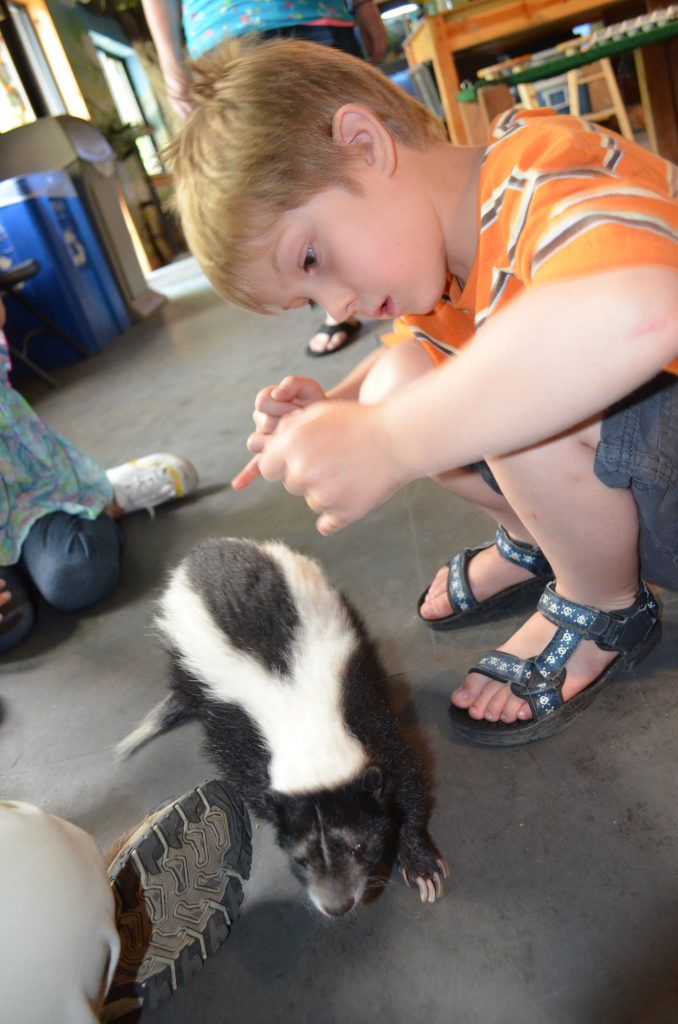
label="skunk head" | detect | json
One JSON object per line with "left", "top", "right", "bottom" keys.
{"left": 269, "top": 766, "right": 392, "bottom": 916}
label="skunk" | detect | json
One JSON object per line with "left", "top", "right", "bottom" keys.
{"left": 117, "top": 538, "right": 447, "bottom": 916}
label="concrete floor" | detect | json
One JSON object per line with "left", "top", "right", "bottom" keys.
{"left": 3, "top": 256, "right": 678, "bottom": 1024}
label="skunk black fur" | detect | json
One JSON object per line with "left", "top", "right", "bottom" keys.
{"left": 117, "top": 538, "right": 446, "bottom": 915}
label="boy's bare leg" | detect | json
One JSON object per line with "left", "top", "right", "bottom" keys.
{"left": 418, "top": 470, "right": 540, "bottom": 621}
{"left": 452, "top": 420, "right": 641, "bottom": 724}
{"left": 360, "top": 340, "right": 544, "bottom": 621}
{"left": 357, "top": 339, "right": 436, "bottom": 405}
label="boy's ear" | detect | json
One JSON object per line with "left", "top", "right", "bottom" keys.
{"left": 331, "top": 104, "right": 397, "bottom": 178}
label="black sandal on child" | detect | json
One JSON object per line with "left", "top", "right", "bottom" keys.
{"left": 417, "top": 525, "right": 553, "bottom": 631}
{"left": 448, "top": 580, "right": 662, "bottom": 748}
{"left": 0, "top": 566, "right": 35, "bottom": 655}
{"left": 305, "top": 318, "right": 361, "bottom": 357}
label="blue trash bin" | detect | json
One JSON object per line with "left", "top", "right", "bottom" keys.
{"left": 0, "top": 169, "right": 131, "bottom": 371}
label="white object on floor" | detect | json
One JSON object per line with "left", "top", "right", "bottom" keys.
{"left": 106, "top": 453, "right": 198, "bottom": 515}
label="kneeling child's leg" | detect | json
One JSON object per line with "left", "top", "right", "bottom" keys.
{"left": 21, "top": 511, "right": 124, "bottom": 612}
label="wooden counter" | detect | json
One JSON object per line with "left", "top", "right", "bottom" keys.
{"left": 403, "top": 0, "right": 678, "bottom": 160}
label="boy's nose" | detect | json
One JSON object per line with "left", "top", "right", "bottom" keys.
{"left": 321, "top": 290, "right": 356, "bottom": 323}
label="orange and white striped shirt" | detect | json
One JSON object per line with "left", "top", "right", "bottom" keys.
{"left": 383, "top": 108, "right": 678, "bottom": 372}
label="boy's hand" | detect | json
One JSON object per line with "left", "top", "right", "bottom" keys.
{"left": 231, "top": 376, "right": 326, "bottom": 491}
{"left": 252, "top": 376, "right": 326, "bottom": 436}
{"left": 256, "top": 400, "right": 410, "bottom": 535}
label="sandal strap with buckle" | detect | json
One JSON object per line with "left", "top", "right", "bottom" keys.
{"left": 472, "top": 580, "right": 660, "bottom": 723}
{"left": 538, "top": 581, "right": 659, "bottom": 653}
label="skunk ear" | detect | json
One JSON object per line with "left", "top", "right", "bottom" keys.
{"left": 362, "top": 765, "right": 384, "bottom": 798}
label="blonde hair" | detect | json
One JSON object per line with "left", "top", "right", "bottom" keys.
{"left": 166, "top": 38, "right": 446, "bottom": 312}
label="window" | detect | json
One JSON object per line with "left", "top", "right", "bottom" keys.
{"left": 6, "top": 1, "right": 65, "bottom": 115}
{"left": 91, "top": 33, "right": 168, "bottom": 177}
{"left": 0, "top": 30, "right": 35, "bottom": 130}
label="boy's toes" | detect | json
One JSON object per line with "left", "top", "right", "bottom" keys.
{"left": 419, "top": 588, "right": 452, "bottom": 620}
{"left": 452, "top": 674, "right": 510, "bottom": 719}
{"left": 453, "top": 670, "right": 532, "bottom": 724}
{"left": 510, "top": 695, "right": 532, "bottom": 721}
{"left": 419, "top": 568, "right": 452, "bottom": 620}
{"left": 482, "top": 683, "right": 514, "bottom": 722}
{"left": 467, "top": 680, "right": 506, "bottom": 720}
{"left": 486, "top": 687, "right": 531, "bottom": 723}
{"left": 450, "top": 674, "right": 488, "bottom": 710}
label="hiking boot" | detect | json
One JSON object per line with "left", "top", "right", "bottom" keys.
{"left": 102, "top": 779, "right": 252, "bottom": 1020}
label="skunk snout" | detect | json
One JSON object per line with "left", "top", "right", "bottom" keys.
{"left": 321, "top": 897, "right": 355, "bottom": 917}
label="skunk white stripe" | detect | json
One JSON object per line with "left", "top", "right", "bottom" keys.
{"left": 155, "top": 559, "right": 368, "bottom": 794}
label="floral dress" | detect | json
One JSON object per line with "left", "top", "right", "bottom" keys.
{"left": 0, "top": 333, "right": 112, "bottom": 566}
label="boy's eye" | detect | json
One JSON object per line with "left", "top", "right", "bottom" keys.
{"left": 303, "top": 246, "right": 317, "bottom": 272}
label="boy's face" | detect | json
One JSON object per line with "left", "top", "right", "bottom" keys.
{"left": 246, "top": 175, "right": 449, "bottom": 321}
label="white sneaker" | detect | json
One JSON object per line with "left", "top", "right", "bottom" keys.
{"left": 106, "top": 453, "right": 198, "bottom": 515}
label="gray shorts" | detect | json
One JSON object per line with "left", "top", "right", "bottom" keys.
{"left": 595, "top": 372, "right": 678, "bottom": 591}
{"left": 472, "top": 372, "right": 678, "bottom": 591}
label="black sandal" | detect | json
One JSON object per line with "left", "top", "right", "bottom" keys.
{"left": 448, "top": 580, "right": 662, "bottom": 747}
{"left": 417, "top": 525, "right": 553, "bottom": 631}
{"left": 305, "top": 318, "right": 361, "bottom": 357}
{"left": 0, "top": 566, "right": 35, "bottom": 655}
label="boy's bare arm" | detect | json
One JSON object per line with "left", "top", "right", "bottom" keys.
{"left": 257, "top": 266, "right": 678, "bottom": 534}
{"left": 388, "top": 266, "right": 678, "bottom": 478}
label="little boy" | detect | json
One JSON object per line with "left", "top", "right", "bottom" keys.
{"left": 169, "top": 39, "right": 678, "bottom": 747}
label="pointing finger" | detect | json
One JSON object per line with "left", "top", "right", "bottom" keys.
{"left": 231, "top": 456, "right": 261, "bottom": 491}
{"left": 316, "top": 512, "right": 346, "bottom": 536}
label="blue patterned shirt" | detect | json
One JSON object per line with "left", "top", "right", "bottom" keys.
{"left": 183, "top": 0, "right": 354, "bottom": 59}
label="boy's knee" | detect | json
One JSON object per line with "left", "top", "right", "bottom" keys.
{"left": 359, "top": 340, "right": 434, "bottom": 405}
